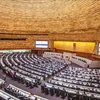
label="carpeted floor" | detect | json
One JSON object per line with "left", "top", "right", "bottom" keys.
{"left": 0, "top": 63, "right": 82, "bottom": 100}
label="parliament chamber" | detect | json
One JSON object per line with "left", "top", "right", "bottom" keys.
{"left": 0, "top": 0, "right": 100, "bottom": 100}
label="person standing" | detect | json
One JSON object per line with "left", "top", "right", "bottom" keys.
{"left": 2, "top": 82, "right": 6, "bottom": 90}
{"left": 3, "top": 74, "right": 6, "bottom": 81}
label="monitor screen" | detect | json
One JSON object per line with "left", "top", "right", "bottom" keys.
{"left": 36, "top": 41, "right": 48, "bottom": 48}
{"left": 98, "top": 43, "right": 100, "bottom": 55}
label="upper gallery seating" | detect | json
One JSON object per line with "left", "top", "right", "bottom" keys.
{"left": 41, "top": 66, "right": 100, "bottom": 100}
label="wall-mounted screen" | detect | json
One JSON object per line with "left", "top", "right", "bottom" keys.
{"left": 98, "top": 43, "right": 100, "bottom": 55}
{"left": 36, "top": 41, "right": 48, "bottom": 48}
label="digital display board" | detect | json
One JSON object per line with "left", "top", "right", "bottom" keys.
{"left": 36, "top": 41, "right": 48, "bottom": 48}
{"left": 98, "top": 43, "right": 100, "bottom": 55}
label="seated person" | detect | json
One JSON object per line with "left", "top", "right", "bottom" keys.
{"left": 28, "top": 93, "right": 34, "bottom": 98}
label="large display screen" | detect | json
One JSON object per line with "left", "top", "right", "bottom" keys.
{"left": 36, "top": 41, "right": 48, "bottom": 48}
{"left": 98, "top": 43, "right": 100, "bottom": 55}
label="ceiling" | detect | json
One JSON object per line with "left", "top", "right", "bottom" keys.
{"left": 0, "top": 0, "right": 100, "bottom": 34}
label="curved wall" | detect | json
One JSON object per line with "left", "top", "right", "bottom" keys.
{"left": 54, "top": 41, "right": 95, "bottom": 53}
{"left": 0, "top": 0, "right": 100, "bottom": 55}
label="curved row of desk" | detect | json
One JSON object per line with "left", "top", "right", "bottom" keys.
{"left": 41, "top": 66, "right": 100, "bottom": 100}
{"left": 0, "top": 52, "right": 66, "bottom": 100}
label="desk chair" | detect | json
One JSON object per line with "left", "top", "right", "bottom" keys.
{"left": 55, "top": 88, "right": 60, "bottom": 97}
{"left": 60, "top": 90, "right": 67, "bottom": 99}
{"left": 68, "top": 93, "right": 73, "bottom": 100}
{"left": 2, "top": 68, "right": 6, "bottom": 74}
{"left": 26, "top": 81, "right": 30, "bottom": 87}
{"left": 24, "top": 97, "right": 30, "bottom": 100}
{"left": 72, "top": 95, "right": 77, "bottom": 100}
{"left": 82, "top": 95, "right": 89, "bottom": 100}
{"left": 0, "top": 97, "right": 5, "bottom": 100}
{"left": 21, "top": 78, "right": 25, "bottom": 84}
{"left": 34, "top": 82, "right": 38, "bottom": 87}
{"left": 18, "top": 96, "right": 25, "bottom": 100}
{"left": 41, "top": 85, "right": 45, "bottom": 93}
{"left": 90, "top": 97, "right": 100, "bottom": 100}
{"left": 50, "top": 88, "right": 55, "bottom": 96}
{"left": 44, "top": 87, "right": 49, "bottom": 95}
{"left": 17, "top": 76, "right": 22, "bottom": 83}
{"left": 30, "top": 82, "right": 35, "bottom": 88}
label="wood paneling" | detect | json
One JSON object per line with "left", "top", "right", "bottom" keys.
{"left": 0, "top": 0, "right": 99, "bottom": 55}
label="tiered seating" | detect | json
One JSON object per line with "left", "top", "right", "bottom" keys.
{"left": 1, "top": 54, "right": 38, "bottom": 88}
{"left": 41, "top": 66, "right": 100, "bottom": 100}
{"left": 0, "top": 52, "right": 65, "bottom": 88}
{"left": 0, "top": 52, "right": 67, "bottom": 100}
